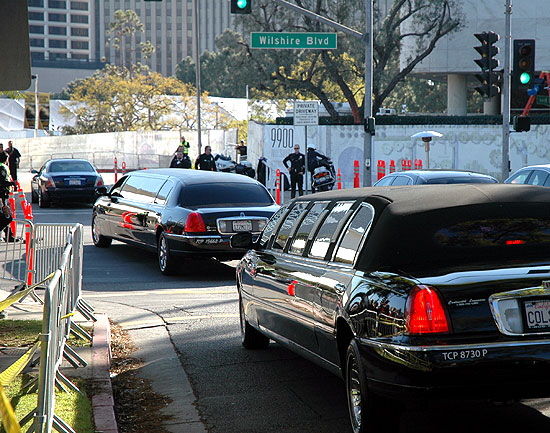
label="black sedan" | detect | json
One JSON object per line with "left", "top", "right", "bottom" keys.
{"left": 373, "top": 169, "right": 498, "bottom": 186}
{"left": 92, "top": 169, "right": 279, "bottom": 275}
{"left": 232, "top": 184, "right": 550, "bottom": 432}
{"left": 31, "top": 158, "right": 105, "bottom": 208}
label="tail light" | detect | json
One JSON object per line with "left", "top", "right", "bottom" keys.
{"left": 184, "top": 212, "right": 206, "bottom": 233}
{"left": 95, "top": 177, "right": 104, "bottom": 187}
{"left": 405, "top": 285, "right": 450, "bottom": 334}
{"left": 44, "top": 176, "right": 55, "bottom": 188}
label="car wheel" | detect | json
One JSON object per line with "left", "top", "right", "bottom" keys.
{"left": 239, "top": 294, "right": 269, "bottom": 349}
{"left": 31, "top": 189, "right": 38, "bottom": 204}
{"left": 158, "top": 232, "right": 177, "bottom": 275}
{"left": 91, "top": 214, "right": 112, "bottom": 248}
{"left": 346, "top": 339, "right": 395, "bottom": 433}
{"left": 38, "top": 190, "right": 50, "bottom": 208}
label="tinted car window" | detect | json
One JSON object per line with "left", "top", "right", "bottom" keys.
{"left": 374, "top": 176, "right": 394, "bottom": 186}
{"left": 260, "top": 204, "right": 289, "bottom": 249}
{"left": 528, "top": 170, "right": 549, "bottom": 186}
{"left": 506, "top": 170, "right": 532, "bottom": 184}
{"left": 122, "top": 175, "right": 166, "bottom": 203}
{"left": 179, "top": 183, "right": 273, "bottom": 208}
{"left": 334, "top": 204, "right": 375, "bottom": 264}
{"left": 391, "top": 176, "right": 412, "bottom": 186}
{"left": 426, "top": 177, "right": 496, "bottom": 184}
{"left": 49, "top": 160, "right": 95, "bottom": 173}
{"left": 273, "top": 202, "right": 308, "bottom": 250}
{"left": 309, "top": 201, "right": 354, "bottom": 259}
{"left": 155, "top": 179, "right": 175, "bottom": 205}
{"left": 288, "top": 201, "right": 330, "bottom": 256}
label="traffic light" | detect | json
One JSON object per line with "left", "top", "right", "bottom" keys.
{"left": 231, "top": 0, "right": 251, "bottom": 14}
{"left": 512, "top": 39, "right": 535, "bottom": 90}
{"left": 473, "top": 31, "right": 500, "bottom": 98}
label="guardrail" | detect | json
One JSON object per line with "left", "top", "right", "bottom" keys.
{"left": 0, "top": 222, "right": 94, "bottom": 433}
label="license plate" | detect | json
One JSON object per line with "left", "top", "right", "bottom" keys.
{"left": 524, "top": 299, "right": 550, "bottom": 330}
{"left": 233, "top": 220, "right": 252, "bottom": 232}
{"left": 68, "top": 179, "right": 81, "bottom": 186}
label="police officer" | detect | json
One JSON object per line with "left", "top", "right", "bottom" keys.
{"left": 195, "top": 146, "right": 218, "bottom": 171}
{"left": 283, "top": 144, "right": 305, "bottom": 198}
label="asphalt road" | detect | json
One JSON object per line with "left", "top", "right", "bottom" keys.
{"left": 30, "top": 201, "right": 550, "bottom": 433}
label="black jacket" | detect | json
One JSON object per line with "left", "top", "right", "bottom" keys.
{"left": 195, "top": 153, "right": 217, "bottom": 171}
{"left": 170, "top": 155, "right": 191, "bottom": 169}
{"left": 283, "top": 152, "right": 305, "bottom": 174}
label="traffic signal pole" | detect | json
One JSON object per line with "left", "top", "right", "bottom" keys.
{"left": 501, "top": 0, "right": 512, "bottom": 181}
{"left": 272, "top": 0, "right": 374, "bottom": 185}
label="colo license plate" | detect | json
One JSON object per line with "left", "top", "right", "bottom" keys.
{"left": 68, "top": 179, "right": 81, "bottom": 186}
{"left": 233, "top": 220, "right": 253, "bottom": 232}
{"left": 524, "top": 299, "right": 550, "bottom": 330}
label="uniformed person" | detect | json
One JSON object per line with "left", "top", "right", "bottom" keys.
{"left": 195, "top": 146, "right": 218, "bottom": 171}
{"left": 283, "top": 145, "right": 305, "bottom": 198}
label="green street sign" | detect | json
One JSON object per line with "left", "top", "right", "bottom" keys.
{"left": 251, "top": 32, "right": 337, "bottom": 50}
{"left": 536, "top": 95, "right": 550, "bottom": 106}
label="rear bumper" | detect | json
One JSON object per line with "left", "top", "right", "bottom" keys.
{"left": 359, "top": 338, "right": 550, "bottom": 400}
{"left": 46, "top": 187, "right": 97, "bottom": 202}
{"left": 165, "top": 232, "right": 257, "bottom": 260}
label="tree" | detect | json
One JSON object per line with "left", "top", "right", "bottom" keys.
{"left": 59, "top": 64, "right": 231, "bottom": 134}
{"left": 219, "top": 0, "right": 463, "bottom": 120}
{"left": 106, "top": 10, "right": 155, "bottom": 68}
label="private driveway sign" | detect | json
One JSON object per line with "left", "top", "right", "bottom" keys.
{"left": 251, "top": 32, "right": 337, "bottom": 49}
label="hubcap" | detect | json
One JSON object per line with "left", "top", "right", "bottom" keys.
{"left": 158, "top": 235, "right": 167, "bottom": 270}
{"left": 348, "top": 354, "right": 362, "bottom": 432}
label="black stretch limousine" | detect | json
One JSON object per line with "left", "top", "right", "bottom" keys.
{"left": 231, "top": 184, "right": 550, "bottom": 432}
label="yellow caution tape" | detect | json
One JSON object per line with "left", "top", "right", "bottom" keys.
{"left": 0, "top": 273, "right": 55, "bottom": 312}
{"left": 0, "top": 342, "right": 39, "bottom": 386}
{"left": 0, "top": 382, "right": 21, "bottom": 433}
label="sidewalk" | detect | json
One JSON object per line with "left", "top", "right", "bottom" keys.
{"left": 0, "top": 295, "right": 206, "bottom": 433}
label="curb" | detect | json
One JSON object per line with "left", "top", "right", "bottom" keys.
{"left": 92, "top": 314, "right": 118, "bottom": 433}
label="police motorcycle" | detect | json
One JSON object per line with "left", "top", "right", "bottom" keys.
{"left": 215, "top": 154, "right": 256, "bottom": 178}
{"left": 311, "top": 160, "right": 336, "bottom": 192}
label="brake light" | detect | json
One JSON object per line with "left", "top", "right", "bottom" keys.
{"left": 95, "top": 177, "right": 104, "bottom": 187}
{"left": 44, "top": 176, "right": 55, "bottom": 188}
{"left": 405, "top": 285, "right": 449, "bottom": 334}
{"left": 184, "top": 212, "right": 206, "bottom": 232}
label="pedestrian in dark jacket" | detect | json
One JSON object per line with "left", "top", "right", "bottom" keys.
{"left": 283, "top": 145, "right": 305, "bottom": 198}
{"left": 195, "top": 146, "right": 217, "bottom": 171}
{"left": 170, "top": 150, "right": 191, "bottom": 169}
{"left": 307, "top": 146, "right": 330, "bottom": 174}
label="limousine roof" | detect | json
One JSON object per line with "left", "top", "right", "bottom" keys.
{"left": 126, "top": 168, "right": 261, "bottom": 185}
{"left": 346, "top": 183, "right": 550, "bottom": 274}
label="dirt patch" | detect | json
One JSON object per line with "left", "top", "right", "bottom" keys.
{"left": 109, "top": 321, "right": 173, "bottom": 433}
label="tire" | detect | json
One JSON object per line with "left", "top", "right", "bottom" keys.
{"left": 38, "top": 190, "right": 50, "bottom": 208}
{"left": 91, "top": 214, "right": 112, "bottom": 248}
{"left": 346, "top": 339, "right": 396, "bottom": 433}
{"left": 31, "top": 189, "right": 38, "bottom": 204}
{"left": 239, "top": 295, "right": 269, "bottom": 349}
{"left": 158, "top": 232, "right": 177, "bottom": 275}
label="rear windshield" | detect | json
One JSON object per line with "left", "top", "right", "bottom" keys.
{"left": 49, "top": 161, "right": 95, "bottom": 173}
{"left": 179, "top": 183, "right": 274, "bottom": 208}
{"left": 360, "top": 203, "right": 550, "bottom": 274}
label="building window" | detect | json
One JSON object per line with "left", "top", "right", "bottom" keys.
{"left": 71, "top": 53, "right": 88, "bottom": 60}
{"left": 48, "top": 0, "right": 67, "bottom": 9}
{"left": 71, "top": 14, "right": 88, "bottom": 23}
{"left": 31, "top": 52, "right": 45, "bottom": 61}
{"left": 49, "top": 13, "right": 67, "bottom": 22}
{"left": 49, "top": 39, "right": 67, "bottom": 48}
{"left": 49, "top": 26, "right": 67, "bottom": 35}
{"left": 71, "top": 27, "right": 88, "bottom": 37}
{"left": 30, "top": 39, "right": 45, "bottom": 47}
{"left": 29, "top": 12, "right": 45, "bottom": 21}
{"left": 29, "top": 0, "right": 44, "bottom": 6}
{"left": 71, "top": 40, "right": 89, "bottom": 50}
{"left": 30, "top": 25, "right": 45, "bottom": 34}
{"left": 70, "top": 1, "right": 88, "bottom": 10}
{"left": 50, "top": 53, "right": 67, "bottom": 60}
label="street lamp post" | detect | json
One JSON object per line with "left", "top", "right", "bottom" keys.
{"left": 31, "top": 74, "right": 39, "bottom": 137}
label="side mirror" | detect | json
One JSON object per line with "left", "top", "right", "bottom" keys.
{"left": 95, "top": 186, "right": 108, "bottom": 196}
{"left": 230, "top": 232, "right": 254, "bottom": 249}
{"left": 31, "top": 169, "right": 38, "bottom": 174}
